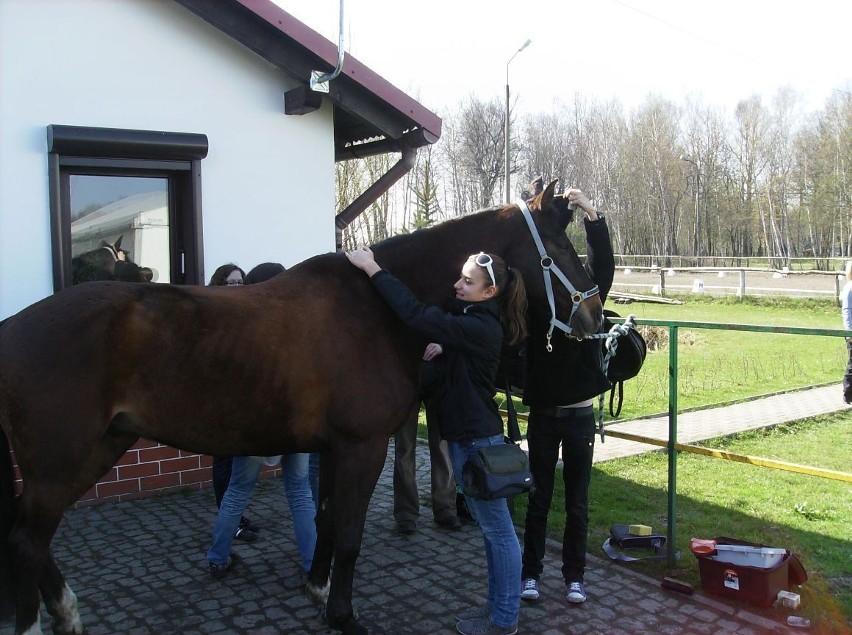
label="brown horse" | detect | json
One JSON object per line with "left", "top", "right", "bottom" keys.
{"left": 0, "top": 181, "right": 601, "bottom": 635}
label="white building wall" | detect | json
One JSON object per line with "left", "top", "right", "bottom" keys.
{"left": 0, "top": 0, "right": 336, "bottom": 319}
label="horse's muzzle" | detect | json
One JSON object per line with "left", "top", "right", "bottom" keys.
{"left": 570, "top": 297, "right": 604, "bottom": 339}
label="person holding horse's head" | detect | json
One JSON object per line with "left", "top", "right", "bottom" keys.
{"left": 518, "top": 182, "right": 614, "bottom": 607}
{"left": 209, "top": 262, "right": 245, "bottom": 287}
{"left": 346, "top": 246, "right": 525, "bottom": 635}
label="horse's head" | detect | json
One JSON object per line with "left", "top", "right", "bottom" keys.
{"left": 72, "top": 236, "right": 153, "bottom": 284}
{"left": 503, "top": 178, "right": 603, "bottom": 340}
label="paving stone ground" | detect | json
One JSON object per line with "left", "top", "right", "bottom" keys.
{"left": 6, "top": 386, "right": 844, "bottom": 635}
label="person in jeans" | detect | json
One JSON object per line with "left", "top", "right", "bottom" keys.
{"left": 207, "top": 263, "right": 319, "bottom": 578}
{"left": 520, "top": 186, "right": 614, "bottom": 605}
{"left": 206, "top": 263, "right": 259, "bottom": 541}
{"left": 346, "top": 246, "right": 527, "bottom": 635}
{"left": 841, "top": 260, "right": 852, "bottom": 403}
{"left": 207, "top": 453, "right": 317, "bottom": 578}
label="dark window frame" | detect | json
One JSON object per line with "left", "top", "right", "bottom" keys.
{"left": 47, "top": 125, "right": 208, "bottom": 291}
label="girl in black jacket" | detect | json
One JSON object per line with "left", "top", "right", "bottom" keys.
{"left": 346, "top": 247, "right": 526, "bottom": 635}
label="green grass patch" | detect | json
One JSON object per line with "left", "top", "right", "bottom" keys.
{"left": 509, "top": 414, "right": 851, "bottom": 632}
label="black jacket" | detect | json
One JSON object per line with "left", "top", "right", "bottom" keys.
{"left": 522, "top": 216, "right": 615, "bottom": 408}
{"left": 370, "top": 270, "right": 504, "bottom": 441}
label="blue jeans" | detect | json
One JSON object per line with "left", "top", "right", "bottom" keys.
{"left": 207, "top": 454, "right": 318, "bottom": 572}
{"left": 208, "top": 455, "right": 260, "bottom": 566}
{"left": 449, "top": 435, "right": 521, "bottom": 629}
{"left": 281, "top": 452, "right": 318, "bottom": 572}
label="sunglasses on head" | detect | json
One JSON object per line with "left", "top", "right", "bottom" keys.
{"left": 474, "top": 252, "right": 495, "bottom": 285}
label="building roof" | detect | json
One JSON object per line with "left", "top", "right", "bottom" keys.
{"left": 174, "top": 0, "right": 442, "bottom": 160}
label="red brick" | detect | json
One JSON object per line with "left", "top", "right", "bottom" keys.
{"left": 115, "top": 450, "right": 140, "bottom": 466}
{"left": 118, "top": 461, "right": 160, "bottom": 480}
{"left": 160, "top": 456, "right": 201, "bottom": 474}
{"left": 97, "top": 467, "right": 118, "bottom": 483}
{"left": 97, "top": 479, "right": 140, "bottom": 498}
{"left": 140, "top": 473, "right": 181, "bottom": 491}
{"left": 138, "top": 446, "right": 182, "bottom": 463}
{"left": 180, "top": 467, "right": 212, "bottom": 485}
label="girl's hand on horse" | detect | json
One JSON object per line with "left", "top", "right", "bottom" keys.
{"left": 564, "top": 188, "right": 597, "bottom": 221}
{"left": 345, "top": 247, "right": 382, "bottom": 277}
{"left": 422, "top": 342, "right": 443, "bottom": 361}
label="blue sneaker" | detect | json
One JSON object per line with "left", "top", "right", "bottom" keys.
{"left": 521, "top": 578, "right": 540, "bottom": 601}
{"left": 566, "top": 581, "right": 586, "bottom": 603}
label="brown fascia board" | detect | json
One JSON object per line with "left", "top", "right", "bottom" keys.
{"left": 174, "top": 0, "right": 441, "bottom": 147}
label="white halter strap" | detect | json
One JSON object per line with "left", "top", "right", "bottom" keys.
{"left": 516, "top": 198, "right": 600, "bottom": 348}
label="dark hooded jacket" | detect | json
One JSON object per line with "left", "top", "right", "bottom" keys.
{"left": 369, "top": 270, "right": 504, "bottom": 441}
{"left": 522, "top": 216, "right": 615, "bottom": 407}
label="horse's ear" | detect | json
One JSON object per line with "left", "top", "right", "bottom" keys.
{"left": 539, "top": 179, "right": 575, "bottom": 230}
{"left": 114, "top": 235, "right": 123, "bottom": 250}
{"left": 521, "top": 176, "right": 544, "bottom": 201}
{"left": 540, "top": 179, "right": 558, "bottom": 209}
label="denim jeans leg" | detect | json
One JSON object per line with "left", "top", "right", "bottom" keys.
{"left": 308, "top": 452, "right": 320, "bottom": 507}
{"left": 449, "top": 437, "right": 521, "bottom": 628}
{"left": 207, "top": 456, "right": 261, "bottom": 564}
{"left": 282, "top": 453, "right": 318, "bottom": 572}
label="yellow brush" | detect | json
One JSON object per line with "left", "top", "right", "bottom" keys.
{"left": 629, "top": 524, "right": 652, "bottom": 536}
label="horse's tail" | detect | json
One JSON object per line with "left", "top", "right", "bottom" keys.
{"left": 0, "top": 423, "right": 16, "bottom": 621}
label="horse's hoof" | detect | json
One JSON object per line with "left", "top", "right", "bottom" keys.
{"left": 304, "top": 578, "right": 330, "bottom": 606}
{"left": 330, "top": 614, "right": 368, "bottom": 635}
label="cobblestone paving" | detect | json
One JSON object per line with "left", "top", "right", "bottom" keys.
{"left": 2, "top": 433, "right": 809, "bottom": 635}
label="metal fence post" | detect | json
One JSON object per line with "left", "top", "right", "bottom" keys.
{"left": 667, "top": 325, "right": 679, "bottom": 567}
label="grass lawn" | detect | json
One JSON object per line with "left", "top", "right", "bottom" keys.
{"left": 508, "top": 414, "right": 851, "bottom": 633}
{"left": 416, "top": 295, "right": 851, "bottom": 631}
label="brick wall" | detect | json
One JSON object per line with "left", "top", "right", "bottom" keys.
{"left": 9, "top": 439, "right": 281, "bottom": 508}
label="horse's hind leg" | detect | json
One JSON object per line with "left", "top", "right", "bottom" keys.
{"left": 8, "top": 494, "right": 66, "bottom": 635}
{"left": 306, "top": 450, "right": 334, "bottom": 605}
{"left": 324, "top": 438, "right": 388, "bottom": 635}
{"left": 11, "top": 432, "right": 136, "bottom": 635}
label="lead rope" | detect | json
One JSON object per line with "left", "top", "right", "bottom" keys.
{"left": 589, "top": 314, "right": 638, "bottom": 443}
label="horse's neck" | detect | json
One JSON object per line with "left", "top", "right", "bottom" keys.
{"left": 372, "top": 212, "right": 501, "bottom": 306}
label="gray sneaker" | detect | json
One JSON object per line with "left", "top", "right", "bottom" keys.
{"left": 457, "top": 616, "right": 518, "bottom": 635}
{"left": 566, "top": 580, "right": 587, "bottom": 603}
{"left": 521, "top": 577, "right": 540, "bottom": 601}
{"left": 455, "top": 603, "right": 490, "bottom": 622}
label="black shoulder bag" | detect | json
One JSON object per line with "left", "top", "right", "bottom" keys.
{"left": 601, "top": 310, "right": 647, "bottom": 418}
{"left": 461, "top": 385, "right": 533, "bottom": 500}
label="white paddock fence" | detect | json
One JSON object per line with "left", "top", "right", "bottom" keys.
{"left": 612, "top": 266, "right": 847, "bottom": 303}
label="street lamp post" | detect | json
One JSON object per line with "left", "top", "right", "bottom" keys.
{"left": 505, "top": 39, "right": 531, "bottom": 203}
{"left": 681, "top": 154, "right": 701, "bottom": 260}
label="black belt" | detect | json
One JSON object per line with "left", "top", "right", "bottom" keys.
{"left": 530, "top": 405, "right": 594, "bottom": 418}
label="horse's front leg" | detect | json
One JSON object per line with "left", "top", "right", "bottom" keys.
{"left": 39, "top": 554, "right": 82, "bottom": 635}
{"left": 324, "top": 438, "right": 388, "bottom": 635}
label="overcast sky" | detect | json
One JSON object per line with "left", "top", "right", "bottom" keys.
{"left": 272, "top": 0, "right": 851, "bottom": 117}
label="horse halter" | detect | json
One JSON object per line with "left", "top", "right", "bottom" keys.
{"left": 516, "top": 198, "right": 600, "bottom": 349}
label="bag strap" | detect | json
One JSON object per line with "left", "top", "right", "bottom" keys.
{"left": 608, "top": 380, "right": 624, "bottom": 418}
{"left": 503, "top": 382, "right": 523, "bottom": 443}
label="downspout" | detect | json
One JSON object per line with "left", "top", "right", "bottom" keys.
{"left": 335, "top": 146, "right": 417, "bottom": 250}
{"left": 310, "top": 0, "right": 345, "bottom": 93}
